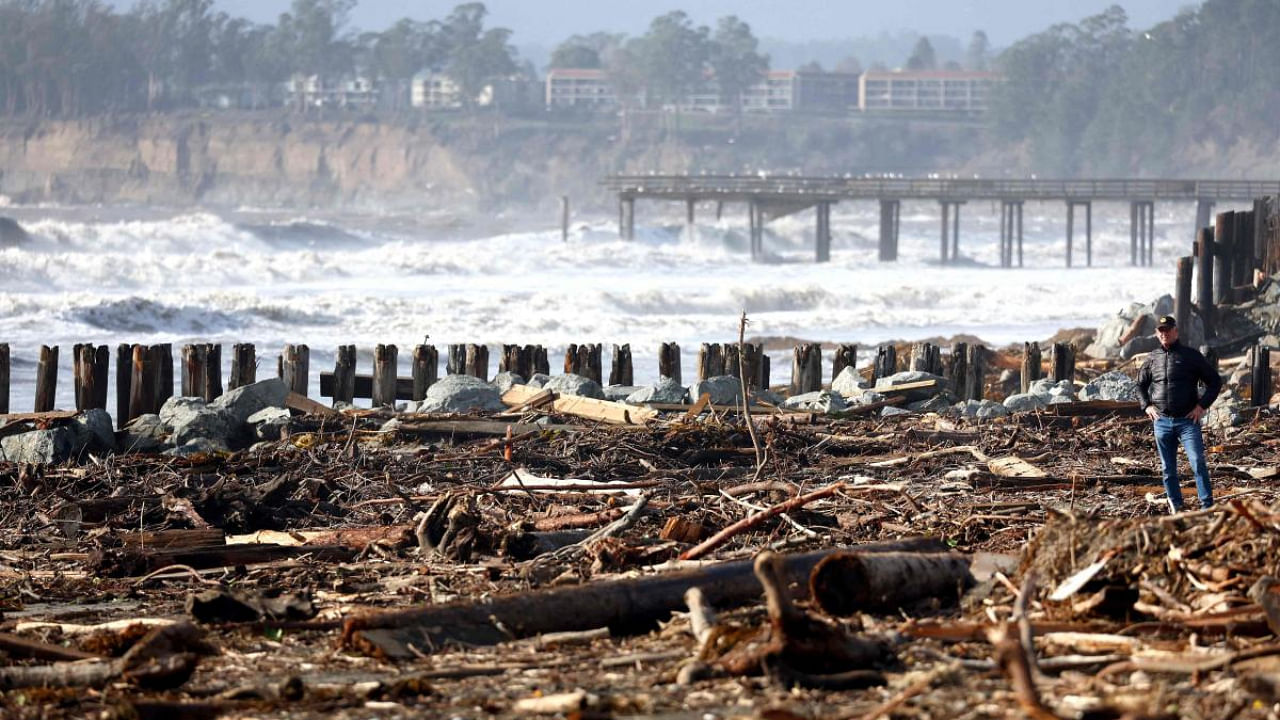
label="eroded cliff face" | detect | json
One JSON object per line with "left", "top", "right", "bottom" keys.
{"left": 0, "top": 115, "right": 480, "bottom": 210}
{"left": 0, "top": 113, "right": 988, "bottom": 212}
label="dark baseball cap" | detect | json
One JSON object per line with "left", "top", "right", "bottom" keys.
{"left": 1156, "top": 314, "right": 1176, "bottom": 329}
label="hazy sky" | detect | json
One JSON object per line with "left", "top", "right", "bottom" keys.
{"left": 211, "top": 1, "right": 1196, "bottom": 45}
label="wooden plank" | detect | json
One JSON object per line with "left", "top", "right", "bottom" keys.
{"left": 0, "top": 410, "right": 79, "bottom": 423}
{"left": 285, "top": 391, "right": 341, "bottom": 417}
{"left": 319, "top": 372, "right": 415, "bottom": 400}
{"left": 395, "top": 420, "right": 575, "bottom": 437}
{"left": 501, "top": 385, "right": 658, "bottom": 425}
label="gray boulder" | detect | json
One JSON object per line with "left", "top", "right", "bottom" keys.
{"left": 1205, "top": 388, "right": 1245, "bottom": 431}
{"left": 247, "top": 407, "right": 292, "bottom": 441}
{"left": 0, "top": 426, "right": 77, "bottom": 464}
{"left": 119, "top": 414, "right": 172, "bottom": 453}
{"left": 954, "top": 399, "right": 1011, "bottom": 419}
{"left": 782, "top": 390, "right": 848, "bottom": 414}
{"left": 527, "top": 373, "right": 552, "bottom": 389}
{"left": 490, "top": 371, "right": 525, "bottom": 395}
{"left": 1080, "top": 371, "right": 1142, "bottom": 402}
{"left": 627, "top": 377, "right": 690, "bottom": 405}
{"left": 875, "top": 371, "right": 951, "bottom": 402}
{"left": 419, "top": 374, "right": 506, "bottom": 413}
{"left": 1003, "top": 392, "right": 1049, "bottom": 413}
{"left": 211, "top": 378, "right": 288, "bottom": 425}
{"left": 1085, "top": 295, "right": 1206, "bottom": 359}
{"left": 881, "top": 405, "right": 912, "bottom": 417}
{"left": 160, "top": 396, "right": 237, "bottom": 448}
{"left": 1120, "top": 335, "right": 1161, "bottom": 360}
{"left": 831, "top": 366, "right": 870, "bottom": 397}
{"left": 543, "top": 373, "right": 605, "bottom": 400}
{"left": 603, "top": 385, "right": 641, "bottom": 402}
{"left": 71, "top": 409, "right": 116, "bottom": 453}
{"left": 849, "top": 389, "right": 887, "bottom": 407}
{"left": 752, "top": 388, "right": 786, "bottom": 406}
{"left": 688, "top": 375, "right": 742, "bottom": 405}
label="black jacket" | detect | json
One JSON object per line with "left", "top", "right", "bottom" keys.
{"left": 1136, "top": 341, "right": 1221, "bottom": 417}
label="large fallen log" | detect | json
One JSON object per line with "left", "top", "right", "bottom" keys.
{"left": 342, "top": 537, "right": 950, "bottom": 660}
{"left": 808, "top": 551, "right": 975, "bottom": 615}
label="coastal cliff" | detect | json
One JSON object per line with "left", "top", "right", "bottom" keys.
{"left": 0, "top": 113, "right": 984, "bottom": 212}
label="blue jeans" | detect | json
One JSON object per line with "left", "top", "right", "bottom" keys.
{"left": 1153, "top": 416, "right": 1213, "bottom": 510}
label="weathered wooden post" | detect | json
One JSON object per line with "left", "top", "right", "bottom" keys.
{"left": 282, "top": 344, "right": 309, "bottom": 396}
{"left": 74, "top": 344, "right": 108, "bottom": 411}
{"left": 333, "top": 345, "right": 357, "bottom": 406}
{"left": 447, "top": 344, "right": 465, "bottom": 375}
{"left": 1251, "top": 344, "right": 1272, "bottom": 407}
{"left": 203, "top": 344, "right": 222, "bottom": 401}
{"left": 1050, "top": 342, "right": 1075, "bottom": 384}
{"left": 230, "top": 343, "right": 256, "bottom": 390}
{"left": 116, "top": 344, "right": 132, "bottom": 426}
{"left": 155, "top": 344, "right": 174, "bottom": 408}
{"left": 873, "top": 345, "right": 897, "bottom": 380}
{"left": 0, "top": 343, "right": 9, "bottom": 415}
{"left": 658, "top": 342, "right": 682, "bottom": 384}
{"left": 727, "top": 343, "right": 766, "bottom": 390}
{"left": 412, "top": 345, "right": 438, "bottom": 401}
{"left": 1020, "top": 342, "right": 1041, "bottom": 394}
{"left": 129, "top": 345, "right": 155, "bottom": 422}
{"left": 565, "top": 343, "right": 602, "bottom": 383}
{"left": 697, "top": 343, "right": 725, "bottom": 380}
{"left": 181, "top": 344, "right": 207, "bottom": 398}
{"left": 949, "top": 343, "right": 968, "bottom": 400}
{"left": 610, "top": 344, "right": 633, "bottom": 386}
{"left": 1174, "top": 256, "right": 1193, "bottom": 332}
{"left": 372, "top": 344, "right": 398, "bottom": 408}
{"left": 964, "top": 345, "right": 986, "bottom": 402}
{"left": 910, "top": 342, "right": 941, "bottom": 375}
{"left": 34, "top": 345, "right": 58, "bottom": 412}
{"left": 790, "top": 344, "right": 822, "bottom": 395}
{"left": 1196, "top": 227, "right": 1215, "bottom": 338}
{"left": 532, "top": 346, "right": 549, "bottom": 376}
{"left": 832, "top": 345, "right": 857, "bottom": 381}
{"left": 500, "top": 345, "right": 522, "bottom": 377}
{"left": 1214, "top": 211, "right": 1234, "bottom": 305}
{"left": 464, "top": 344, "right": 489, "bottom": 381}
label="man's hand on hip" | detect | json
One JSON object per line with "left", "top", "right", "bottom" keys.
{"left": 1188, "top": 405, "right": 1205, "bottom": 423}
{"left": 1145, "top": 406, "right": 1160, "bottom": 421}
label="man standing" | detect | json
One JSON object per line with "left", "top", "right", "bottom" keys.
{"left": 1136, "top": 314, "right": 1222, "bottom": 512}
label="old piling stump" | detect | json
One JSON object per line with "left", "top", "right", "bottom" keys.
{"left": 333, "top": 345, "right": 357, "bottom": 406}
{"left": 697, "top": 343, "right": 725, "bottom": 380}
{"left": 1050, "top": 342, "right": 1075, "bottom": 384}
{"left": 911, "top": 342, "right": 942, "bottom": 375}
{"left": 964, "top": 345, "right": 986, "bottom": 401}
{"left": 832, "top": 345, "right": 858, "bottom": 381}
{"left": 1020, "top": 342, "right": 1041, "bottom": 394}
{"left": 373, "top": 344, "right": 398, "bottom": 408}
{"left": 658, "top": 342, "right": 682, "bottom": 384}
{"left": 154, "top": 344, "right": 174, "bottom": 408}
{"left": 874, "top": 345, "right": 897, "bottom": 380}
{"left": 726, "top": 343, "right": 766, "bottom": 390}
{"left": 949, "top": 343, "right": 968, "bottom": 399}
{"left": 412, "top": 345, "right": 438, "bottom": 401}
{"left": 34, "top": 345, "right": 58, "bottom": 412}
{"left": 610, "top": 344, "right": 633, "bottom": 386}
{"left": 790, "top": 344, "right": 822, "bottom": 395}
{"left": 129, "top": 345, "right": 156, "bottom": 422}
{"left": 229, "top": 343, "right": 256, "bottom": 390}
{"left": 564, "top": 344, "right": 601, "bottom": 383}
{"left": 116, "top": 344, "right": 132, "bottom": 426}
{"left": 281, "top": 344, "right": 309, "bottom": 397}
{"left": 74, "top": 344, "right": 108, "bottom": 411}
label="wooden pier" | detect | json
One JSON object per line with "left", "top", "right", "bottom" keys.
{"left": 603, "top": 175, "right": 1280, "bottom": 265}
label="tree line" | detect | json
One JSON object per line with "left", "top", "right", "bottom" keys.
{"left": 990, "top": 0, "right": 1280, "bottom": 174}
{"left": 0, "top": 0, "right": 1275, "bottom": 175}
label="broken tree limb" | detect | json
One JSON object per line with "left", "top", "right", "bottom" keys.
{"left": 680, "top": 482, "right": 846, "bottom": 561}
{"left": 0, "top": 632, "right": 99, "bottom": 662}
{"left": 808, "top": 551, "right": 974, "bottom": 616}
{"left": 342, "top": 538, "right": 947, "bottom": 660}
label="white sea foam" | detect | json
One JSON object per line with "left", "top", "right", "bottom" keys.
{"left": 0, "top": 199, "right": 1253, "bottom": 410}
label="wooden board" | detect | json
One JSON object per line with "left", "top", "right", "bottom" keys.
{"left": 501, "top": 385, "right": 658, "bottom": 426}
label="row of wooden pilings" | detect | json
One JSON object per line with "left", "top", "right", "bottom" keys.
{"left": 0, "top": 338, "right": 1091, "bottom": 424}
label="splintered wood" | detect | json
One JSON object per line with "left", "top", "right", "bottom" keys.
{"left": 2, "top": 401, "right": 1280, "bottom": 718}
